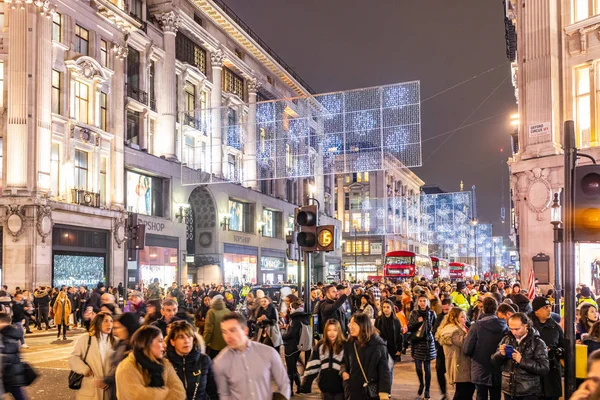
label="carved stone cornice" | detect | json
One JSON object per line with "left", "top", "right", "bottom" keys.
{"left": 158, "top": 11, "right": 180, "bottom": 34}
{"left": 113, "top": 44, "right": 128, "bottom": 59}
{"left": 247, "top": 78, "right": 260, "bottom": 94}
{"left": 211, "top": 49, "right": 224, "bottom": 68}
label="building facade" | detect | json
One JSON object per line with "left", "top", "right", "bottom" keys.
{"left": 336, "top": 163, "right": 426, "bottom": 281}
{"left": 0, "top": 0, "right": 340, "bottom": 289}
{"left": 506, "top": 0, "right": 600, "bottom": 286}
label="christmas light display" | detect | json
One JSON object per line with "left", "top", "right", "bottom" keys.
{"left": 180, "top": 81, "right": 422, "bottom": 185}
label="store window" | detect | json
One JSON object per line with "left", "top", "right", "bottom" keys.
{"left": 74, "top": 149, "right": 88, "bottom": 190}
{"left": 125, "top": 170, "right": 165, "bottom": 217}
{"left": 74, "top": 25, "right": 89, "bottom": 55}
{"left": 228, "top": 199, "right": 252, "bottom": 233}
{"left": 260, "top": 257, "right": 285, "bottom": 284}
{"left": 576, "top": 66, "right": 592, "bottom": 147}
{"left": 74, "top": 80, "right": 89, "bottom": 124}
{"left": 51, "top": 70, "right": 61, "bottom": 114}
{"left": 262, "top": 209, "right": 281, "bottom": 238}
{"left": 138, "top": 246, "right": 178, "bottom": 287}
{"left": 224, "top": 254, "right": 257, "bottom": 285}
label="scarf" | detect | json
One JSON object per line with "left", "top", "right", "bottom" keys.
{"left": 133, "top": 348, "right": 164, "bottom": 387}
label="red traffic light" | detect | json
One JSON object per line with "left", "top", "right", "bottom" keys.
{"left": 581, "top": 172, "right": 600, "bottom": 196}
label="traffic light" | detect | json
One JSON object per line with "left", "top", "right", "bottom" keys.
{"left": 127, "top": 213, "right": 146, "bottom": 261}
{"left": 574, "top": 164, "right": 600, "bottom": 242}
{"left": 286, "top": 231, "right": 298, "bottom": 260}
{"left": 296, "top": 205, "right": 318, "bottom": 252}
{"left": 316, "top": 225, "right": 336, "bottom": 252}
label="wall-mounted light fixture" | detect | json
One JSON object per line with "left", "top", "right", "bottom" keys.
{"left": 175, "top": 203, "right": 190, "bottom": 223}
{"left": 257, "top": 221, "right": 265, "bottom": 235}
{"left": 221, "top": 215, "right": 231, "bottom": 231}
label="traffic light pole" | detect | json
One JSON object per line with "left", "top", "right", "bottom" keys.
{"left": 304, "top": 251, "right": 312, "bottom": 315}
{"left": 564, "top": 120, "right": 577, "bottom": 399}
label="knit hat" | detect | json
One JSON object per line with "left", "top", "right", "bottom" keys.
{"left": 97, "top": 282, "right": 105, "bottom": 290}
{"left": 114, "top": 312, "right": 141, "bottom": 338}
{"left": 456, "top": 281, "right": 466, "bottom": 291}
{"left": 532, "top": 297, "right": 551, "bottom": 312}
{"left": 581, "top": 286, "right": 593, "bottom": 298}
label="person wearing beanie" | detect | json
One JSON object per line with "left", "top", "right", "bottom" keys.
{"left": 578, "top": 286, "right": 598, "bottom": 308}
{"left": 106, "top": 312, "right": 140, "bottom": 399}
{"left": 451, "top": 282, "right": 470, "bottom": 312}
{"left": 529, "top": 297, "right": 565, "bottom": 400}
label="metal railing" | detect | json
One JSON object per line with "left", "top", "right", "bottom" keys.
{"left": 211, "top": 0, "right": 315, "bottom": 94}
{"left": 71, "top": 189, "right": 101, "bottom": 208}
{"left": 127, "top": 84, "right": 148, "bottom": 105}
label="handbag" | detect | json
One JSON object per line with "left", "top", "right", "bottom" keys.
{"left": 23, "top": 362, "right": 39, "bottom": 386}
{"left": 354, "top": 343, "right": 379, "bottom": 400}
{"left": 68, "top": 336, "right": 92, "bottom": 390}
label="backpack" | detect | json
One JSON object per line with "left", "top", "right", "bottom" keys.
{"left": 298, "top": 322, "right": 313, "bottom": 351}
{"left": 1, "top": 302, "right": 12, "bottom": 318}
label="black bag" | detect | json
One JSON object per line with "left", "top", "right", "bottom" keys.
{"left": 68, "top": 336, "right": 91, "bottom": 390}
{"left": 354, "top": 343, "right": 379, "bottom": 400}
{"left": 22, "top": 362, "right": 38, "bottom": 386}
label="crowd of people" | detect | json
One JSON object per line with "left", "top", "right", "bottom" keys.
{"left": 1, "top": 277, "right": 600, "bottom": 399}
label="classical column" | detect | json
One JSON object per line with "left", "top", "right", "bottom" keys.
{"left": 244, "top": 79, "right": 258, "bottom": 189}
{"left": 210, "top": 49, "right": 224, "bottom": 178}
{"left": 157, "top": 12, "right": 179, "bottom": 160}
{"left": 35, "top": 2, "right": 53, "bottom": 193}
{"left": 112, "top": 44, "right": 128, "bottom": 207}
{"left": 6, "top": 0, "right": 30, "bottom": 191}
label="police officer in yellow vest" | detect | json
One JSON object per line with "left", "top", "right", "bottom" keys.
{"left": 578, "top": 286, "right": 598, "bottom": 308}
{"left": 451, "top": 281, "right": 470, "bottom": 312}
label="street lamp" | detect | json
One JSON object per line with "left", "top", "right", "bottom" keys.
{"left": 550, "top": 192, "right": 563, "bottom": 314}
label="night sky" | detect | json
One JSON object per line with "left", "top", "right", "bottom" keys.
{"left": 221, "top": 0, "right": 516, "bottom": 238}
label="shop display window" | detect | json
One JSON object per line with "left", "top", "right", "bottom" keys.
{"left": 224, "top": 254, "right": 257, "bottom": 285}
{"left": 53, "top": 254, "right": 105, "bottom": 288}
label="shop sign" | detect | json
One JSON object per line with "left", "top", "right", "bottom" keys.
{"left": 370, "top": 243, "right": 382, "bottom": 255}
{"left": 233, "top": 234, "right": 251, "bottom": 244}
{"left": 528, "top": 122, "right": 550, "bottom": 137}
{"left": 138, "top": 217, "right": 166, "bottom": 232}
{"left": 261, "top": 257, "right": 284, "bottom": 270}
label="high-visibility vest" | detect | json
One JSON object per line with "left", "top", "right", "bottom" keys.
{"left": 451, "top": 291, "right": 470, "bottom": 312}
{"left": 577, "top": 297, "right": 598, "bottom": 309}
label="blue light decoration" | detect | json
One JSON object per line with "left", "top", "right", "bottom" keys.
{"left": 180, "top": 81, "right": 421, "bottom": 185}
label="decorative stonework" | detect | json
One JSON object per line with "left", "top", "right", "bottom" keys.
{"left": 5, "top": 205, "right": 25, "bottom": 242}
{"left": 579, "top": 24, "right": 600, "bottom": 53}
{"left": 211, "top": 49, "right": 224, "bottom": 67}
{"left": 513, "top": 168, "right": 556, "bottom": 221}
{"left": 36, "top": 205, "right": 52, "bottom": 244}
{"left": 157, "top": 12, "right": 180, "bottom": 33}
{"left": 248, "top": 78, "right": 260, "bottom": 94}
{"left": 113, "top": 44, "right": 128, "bottom": 59}
{"left": 113, "top": 214, "right": 126, "bottom": 249}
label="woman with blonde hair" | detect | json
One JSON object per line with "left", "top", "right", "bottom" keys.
{"left": 115, "top": 325, "right": 185, "bottom": 399}
{"left": 68, "top": 312, "right": 117, "bottom": 400}
{"left": 53, "top": 288, "right": 72, "bottom": 340}
{"left": 435, "top": 307, "right": 474, "bottom": 400}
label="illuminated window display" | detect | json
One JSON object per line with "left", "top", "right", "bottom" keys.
{"left": 53, "top": 254, "right": 105, "bottom": 287}
{"left": 224, "top": 254, "right": 257, "bottom": 285}
{"left": 138, "top": 246, "right": 178, "bottom": 287}
{"left": 126, "top": 170, "right": 163, "bottom": 216}
{"left": 260, "top": 256, "right": 285, "bottom": 284}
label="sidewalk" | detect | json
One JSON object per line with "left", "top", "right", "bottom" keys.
{"left": 25, "top": 326, "right": 85, "bottom": 339}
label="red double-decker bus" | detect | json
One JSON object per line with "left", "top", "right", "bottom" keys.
{"left": 431, "top": 257, "right": 450, "bottom": 280}
{"left": 449, "top": 262, "right": 476, "bottom": 281}
{"left": 384, "top": 251, "right": 433, "bottom": 280}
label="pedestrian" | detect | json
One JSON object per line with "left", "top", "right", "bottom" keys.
{"left": 151, "top": 298, "right": 179, "bottom": 337}
{"left": 115, "top": 325, "right": 186, "bottom": 399}
{"left": 571, "top": 349, "right": 600, "bottom": 400}
{"left": 194, "top": 296, "right": 211, "bottom": 334}
{"left": 374, "top": 299, "right": 403, "bottom": 386}
{"left": 33, "top": 286, "right": 50, "bottom": 330}
{"left": 68, "top": 312, "right": 116, "bottom": 400}
{"left": 529, "top": 297, "right": 564, "bottom": 400}
{"left": 497, "top": 303, "right": 516, "bottom": 323}
{"left": 583, "top": 321, "right": 600, "bottom": 354}
{"left": 491, "top": 313, "right": 550, "bottom": 400}
{"left": 213, "top": 312, "right": 290, "bottom": 399}
{"left": 143, "top": 300, "right": 162, "bottom": 326}
{"left": 202, "top": 294, "right": 229, "bottom": 359}
{"left": 435, "top": 307, "right": 474, "bottom": 399}
{"left": 21, "top": 290, "right": 34, "bottom": 334}
{"left": 53, "top": 288, "right": 72, "bottom": 340}
{"left": 319, "top": 285, "right": 350, "bottom": 334}
{"left": 450, "top": 282, "right": 470, "bottom": 312}
{"left": 11, "top": 292, "right": 28, "bottom": 348}
{"left": 255, "top": 296, "right": 282, "bottom": 353}
{"left": 166, "top": 320, "right": 218, "bottom": 400}
{"left": 105, "top": 312, "right": 140, "bottom": 400}
{"left": 358, "top": 294, "right": 376, "bottom": 319}
{"left": 0, "top": 312, "right": 27, "bottom": 399}
{"left": 408, "top": 294, "right": 437, "bottom": 400}
{"left": 342, "top": 312, "right": 391, "bottom": 400}
{"left": 433, "top": 298, "right": 452, "bottom": 400}
{"left": 299, "top": 318, "right": 345, "bottom": 399}
{"left": 282, "top": 299, "right": 310, "bottom": 395}
{"left": 578, "top": 303, "right": 599, "bottom": 339}
{"left": 463, "top": 296, "right": 508, "bottom": 400}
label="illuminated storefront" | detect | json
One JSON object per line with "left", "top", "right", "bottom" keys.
{"left": 345, "top": 264, "right": 378, "bottom": 282}
{"left": 260, "top": 256, "right": 285, "bottom": 284}
{"left": 138, "top": 245, "right": 178, "bottom": 287}
{"left": 224, "top": 253, "right": 257, "bottom": 285}
{"left": 286, "top": 260, "right": 305, "bottom": 284}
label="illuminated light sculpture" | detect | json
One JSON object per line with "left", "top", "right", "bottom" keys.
{"left": 180, "top": 81, "right": 422, "bottom": 185}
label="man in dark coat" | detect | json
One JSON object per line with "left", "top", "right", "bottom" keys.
{"left": 529, "top": 297, "right": 564, "bottom": 400}
{"left": 319, "top": 285, "right": 349, "bottom": 334}
{"left": 491, "top": 313, "right": 550, "bottom": 399}
{"left": 464, "top": 296, "right": 508, "bottom": 400}
{"left": 33, "top": 286, "right": 50, "bottom": 330}
{"left": 87, "top": 282, "right": 105, "bottom": 312}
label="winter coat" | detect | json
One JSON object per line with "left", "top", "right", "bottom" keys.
{"left": 584, "top": 337, "right": 600, "bottom": 355}
{"left": 33, "top": 290, "right": 50, "bottom": 308}
{"left": 510, "top": 293, "right": 532, "bottom": 314}
{"left": 319, "top": 294, "right": 348, "bottom": 334}
{"left": 202, "top": 297, "right": 229, "bottom": 352}
{"left": 282, "top": 309, "right": 311, "bottom": 355}
{"left": 299, "top": 342, "right": 344, "bottom": 395}
{"left": 342, "top": 335, "right": 391, "bottom": 399}
{"left": 68, "top": 334, "right": 116, "bottom": 400}
{"left": 463, "top": 313, "right": 508, "bottom": 387}
{"left": 53, "top": 293, "right": 72, "bottom": 325}
{"left": 106, "top": 340, "right": 131, "bottom": 400}
{"left": 1, "top": 325, "right": 25, "bottom": 388}
{"left": 407, "top": 308, "right": 437, "bottom": 361}
{"left": 530, "top": 313, "right": 565, "bottom": 398}
{"left": 11, "top": 301, "right": 25, "bottom": 323}
{"left": 491, "top": 328, "right": 550, "bottom": 397}
{"left": 88, "top": 289, "right": 103, "bottom": 312}
{"left": 436, "top": 324, "right": 470, "bottom": 385}
{"left": 115, "top": 352, "right": 186, "bottom": 400}
{"left": 374, "top": 315, "right": 403, "bottom": 360}
{"left": 166, "top": 346, "right": 218, "bottom": 400}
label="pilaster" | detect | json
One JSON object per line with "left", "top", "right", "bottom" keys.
{"left": 112, "top": 44, "right": 127, "bottom": 208}
{"left": 244, "top": 78, "right": 258, "bottom": 189}
{"left": 210, "top": 49, "right": 224, "bottom": 177}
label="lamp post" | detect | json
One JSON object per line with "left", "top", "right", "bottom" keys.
{"left": 550, "top": 192, "right": 563, "bottom": 315}
{"left": 470, "top": 218, "right": 478, "bottom": 274}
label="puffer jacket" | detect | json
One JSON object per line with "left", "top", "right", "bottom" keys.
{"left": 436, "top": 324, "right": 470, "bottom": 385}
{"left": 463, "top": 313, "right": 508, "bottom": 387}
{"left": 166, "top": 346, "right": 218, "bottom": 400}
{"left": 491, "top": 328, "right": 550, "bottom": 397}
{"left": 1, "top": 325, "right": 25, "bottom": 388}
{"left": 202, "top": 297, "right": 229, "bottom": 352}
{"left": 33, "top": 289, "right": 50, "bottom": 308}
{"left": 407, "top": 308, "right": 437, "bottom": 361}
{"left": 529, "top": 313, "right": 564, "bottom": 398}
